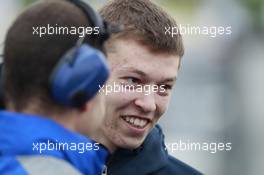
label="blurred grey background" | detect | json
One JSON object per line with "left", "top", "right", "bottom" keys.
{"left": 1, "top": 0, "right": 263, "bottom": 174}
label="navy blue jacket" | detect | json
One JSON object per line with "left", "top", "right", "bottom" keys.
{"left": 0, "top": 111, "right": 108, "bottom": 175}
{"left": 107, "top": 125, "right": 203, "bottom": 175}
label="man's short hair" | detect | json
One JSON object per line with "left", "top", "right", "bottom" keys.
{"left": 99, "top": 0, "right": 184, "bottom": 56}
{"left": 3, "top": 0, "right": 104, "bottom": 112}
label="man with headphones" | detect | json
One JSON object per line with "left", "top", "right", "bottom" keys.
{"left": 0, "top": 0, "right": 113, "bottom": 174}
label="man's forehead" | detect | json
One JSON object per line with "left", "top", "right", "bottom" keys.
{"left": 108, "top": 41, "right": 179, "bottom": 66}
{"left": 118, "top": 66, "right": 148, "bottom": 77}
{"left": 107, "top": 38, "right": 180, "bottom": 80}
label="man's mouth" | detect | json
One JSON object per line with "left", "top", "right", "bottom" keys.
{"left": 121, "top": 115, "right": 149, "bottom": 129}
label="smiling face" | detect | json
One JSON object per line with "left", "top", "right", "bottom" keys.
{"left": 101, "top": 38, "right": 180, "bottom": 149}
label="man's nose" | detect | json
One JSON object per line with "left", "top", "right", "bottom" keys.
{"left": 134, "top": 93, "right": 157, "bottom": 113}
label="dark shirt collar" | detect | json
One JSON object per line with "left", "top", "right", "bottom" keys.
{"left": 107, "top": 125, "right": 168, "bottom": 175}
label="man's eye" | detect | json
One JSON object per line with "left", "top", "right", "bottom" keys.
{"left": 125, "top": 77, "right": 141, "bottom": 84}
{"left": 157, "top": 84, "right": 173, "bottom": 96}
{"left": 163, "top": 84, "right": 172, "bottom": 90}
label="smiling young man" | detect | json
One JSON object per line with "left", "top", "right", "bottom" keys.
{"left": 95, "top": 0, "right": 203, "bottom": 174}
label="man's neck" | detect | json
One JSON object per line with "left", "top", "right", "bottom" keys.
{"left": 89, "top": 129, "right": 117, "bottom": 153}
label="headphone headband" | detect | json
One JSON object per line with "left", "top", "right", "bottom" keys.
{"left": 67, "top": 0, "right": 110, "bottom": 44}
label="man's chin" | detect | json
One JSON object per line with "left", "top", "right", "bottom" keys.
{"left": 116, "top": 137, "right": 146, "bottom": 150}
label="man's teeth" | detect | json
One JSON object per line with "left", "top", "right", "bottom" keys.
{"left": 123, "top": 116, "right": 148, "bottom": 128}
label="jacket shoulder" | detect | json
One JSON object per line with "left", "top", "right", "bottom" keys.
{"left": 0, "top": 156, "right": 82, "bottom": 175}
{"left": 17, "top": 155, "right": 82, "bottom": 175}
{"left": 0, "top": 157, "right": 28, "bottom": 175}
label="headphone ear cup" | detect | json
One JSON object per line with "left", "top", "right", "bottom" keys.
{"left": 50, "top": 44, "right": 109, "bottom": 107}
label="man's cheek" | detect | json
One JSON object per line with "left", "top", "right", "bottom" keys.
{"left": 157, "top": 96, "right": 171, "bottom": 117}
{"left": 110, "top": 90, "right": 137, "bottom": 105}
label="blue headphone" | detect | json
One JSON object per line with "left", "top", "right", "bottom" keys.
{"left": 49, "top": 0, "right": 111, "bottom": 107}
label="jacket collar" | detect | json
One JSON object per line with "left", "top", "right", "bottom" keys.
{"left": 0, "top": 110, "right": 108, "bottom": 175}
{"left": 107, "top": 125, "right": 168, "bottom": 175}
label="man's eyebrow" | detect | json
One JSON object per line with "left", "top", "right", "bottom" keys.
{"left": 118, "top": 66, "right": 147, "bottom": 77}
{"left": 118, "top": 66, "right": 177, "bottom": 83}
{"left": 159, "top": 77, "right": 177, "bottom": 84}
